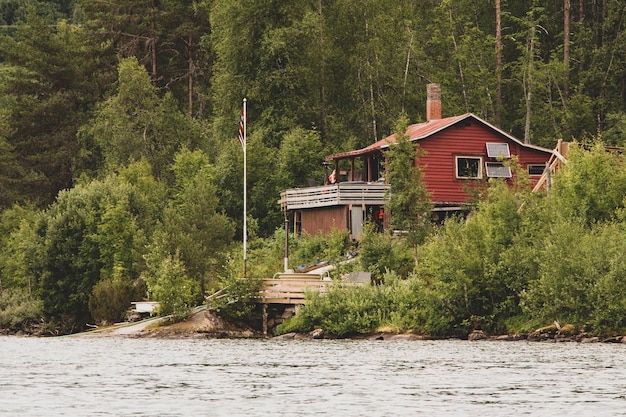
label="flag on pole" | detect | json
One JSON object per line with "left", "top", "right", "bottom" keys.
{"left": 328, "top": 169, "right": 337, "bottom": 184}
{"left": 240, "top": 98, "right": 247, "bottom": 277}
{"left": 238, "top": 107, "right": 246, "bottom": 149}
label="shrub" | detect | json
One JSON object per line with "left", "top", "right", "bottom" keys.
{"left": 522, "top": 221, "right": 626, "bottom": 333}
{"left": 146, "top": 254, "right": 198, "bottom": 321}
{"left": 359, "top": 224, "right": 413, "bottom": 280}
{"left": 0, "top": 290, "right": 43, "bottom": 331}
{"left": 277, "top": 271, "right": 455, "bottom": 337}
{"left": 277, "top": 284, "right": 384, "bottom": 336}
{"left": 88, "top": 276, "right": 144, "bottom": 325}
{"left": 210, "top": 275, "right": 262, "bottom": 327}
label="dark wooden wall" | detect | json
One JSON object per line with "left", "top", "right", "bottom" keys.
{"left": 300, "top": 206, "right": 348, "bottom": 236}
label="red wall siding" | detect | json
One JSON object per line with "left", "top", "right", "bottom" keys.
{"left": 417, "top": 121, "right": 552, "bottom": 204}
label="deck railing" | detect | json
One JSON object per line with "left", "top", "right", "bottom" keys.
{"left": 259, "top": 276, "right": 330, "bottom": 304}
{"left": 257, "top": 273, "right": 367, "bottom": 305}
{"left": 279, "top": 182, "right": 389, "bottom": 210}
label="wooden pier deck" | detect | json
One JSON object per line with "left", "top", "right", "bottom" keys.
{"left": 254, "top": 272, "right": 369, "bottom": 335}
{"left": 258, "top": 273, "right": 331, "bottom": 305}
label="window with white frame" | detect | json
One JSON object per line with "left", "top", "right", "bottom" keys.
{"left": 456, "top": 156, "right": 482, "bottom": 179}
{"left": 485, "top": 162, "right": 512, "bottom": 178}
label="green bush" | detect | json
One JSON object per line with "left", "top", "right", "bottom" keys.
{"left": 88, "top": 276, "right": 144, "bottom": 325}
{"left": 415, "top": 180, "right": 536, "bottom": 334}
{"left": 211, "top": 275, "right": 262, "bottom": 326}
{"left": 277, "top": 271, "right": 455, "bottom": 337}
{"left": 522, "top": 221, "right": 626, "bottom": 333}
{"left": 277, "top": 284, "right": 384, "bottom": 336}
{"left": 359, "top": 224, "right": 413, "bottom": 280}
{"left": 550, "top": 143, "right": 626, "bottom": 225}
{"left": 0, "top": 290, "right": 43, "bottom": 331}
{"left": 290, "top": 229, "right": 352, "bottom": 271}
{"left": 146, "top": 254, "right": 198, "bottom": 321}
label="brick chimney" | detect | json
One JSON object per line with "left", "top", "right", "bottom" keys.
{"left": 426, "top": 83, "right": 442, "bottom": 121}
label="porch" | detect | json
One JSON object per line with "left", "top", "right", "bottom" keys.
{"left": 279, "top": 181, "right": 389, "bottom": 210}
{"left": 279, "top": 182, "right": 389, "bottom": 239}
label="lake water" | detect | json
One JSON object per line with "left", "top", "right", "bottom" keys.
{"left": 1, "top": 336, "right": 624, "bottom": 416}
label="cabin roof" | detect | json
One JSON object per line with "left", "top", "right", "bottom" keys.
{"left": 326, "top": 113, "right": 554, "bottom": 161}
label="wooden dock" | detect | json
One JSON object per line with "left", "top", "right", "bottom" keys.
{"left": 258, "top": 273, "right": 331, "bottom": 305}
{"left": 255, "top": 272, "right": 369, "bottom": 335}
{"left": 256, "top": 273, "right": 329, "bottom": 336}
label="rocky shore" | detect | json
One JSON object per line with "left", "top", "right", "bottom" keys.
{"left": 75, "top": 308, "right": 261, "bottom": 339}
{"left": 273, "top": 328, "right": 626, "bottom": 343}
{"left": 3, "top": 310, "right": 626, "bottom": 343}
{"left": 465, "top": 328, "right": 626, "bottom": 344}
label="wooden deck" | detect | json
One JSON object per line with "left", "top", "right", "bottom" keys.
{"left": 258, "top": 274, "right": 331, "bottom": 305}
{"left": 279, "top": 182, "right": 389, "bottom": 210}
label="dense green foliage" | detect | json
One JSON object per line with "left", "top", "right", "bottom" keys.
{"left": 1, "top": 2, "right": 626, "bottom": 335}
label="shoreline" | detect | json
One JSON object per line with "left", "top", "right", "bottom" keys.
{"left": 3, "top": 309, "right": 626, "bottom": 343}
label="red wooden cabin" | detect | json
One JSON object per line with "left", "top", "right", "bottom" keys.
{"left": 279, "top": 84, "right": 557, "bottom": 239}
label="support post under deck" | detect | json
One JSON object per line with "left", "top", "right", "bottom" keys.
{"left": 262, "top": 303, "right": 268, "bottom": 336}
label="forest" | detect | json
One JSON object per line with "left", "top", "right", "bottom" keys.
{"left": 0, "top": 0, "right": 625, "bottom": 336}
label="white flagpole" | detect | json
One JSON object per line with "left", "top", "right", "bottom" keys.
{"left": 242, "top": 98, "right": 247, "bottom": 277}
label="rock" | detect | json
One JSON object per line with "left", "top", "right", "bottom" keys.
{"left": 622, "top": 336, "right": 626, "bottom": 344}
{"left": 601, "top": 336, "right": 623, "bottom": 343}
{"left": 468, "top": 330, "right": 487, "bottom": 341}
{"left": 527, "top": 324, "right": 560, "bottom": 341}
{"left": 527, "top": 332, "right": 552, "bottom": 342}
{"left": 273, "top": 332, "right": 296, "bottom": 340}
{"left": 554, "top": 335, "right": 575, "bottom": 342}
{"left": 580, "top": 337, "right": 599, "bottom": 343}
{"left": 369, "top": 334, "right": 384, "bottom": 340}
{"left": 575, "top": 333, "right": 590, "bottom": 342}
{"left": 388, "top": 334, "right": 424, "bottom": 341}
{"left": 533, "top": 324, "right": 558, "bottom": 335}
{"left": 558, "top": 324, "right": 576, "bottom": 336}
{"left": 495, "top": 334, "right": 526, "bottom": 341}
{"left": 309, "top": 328, "right": 324, "bottom": 339}
{"left": 237, "top": 330, "right": 256, "bottom": 338}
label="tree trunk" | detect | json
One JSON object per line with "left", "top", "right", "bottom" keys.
{"left": 364, "top": 15, "right": 377, "bottom": 142}
{"left": 188, "top": 35, "right": 194, "bottom": 120}
{"left": 402, "top": 27, "right": 414, "bottom": 113}
{"left": 495, "top": 0, "right": 503, "bottom": 126}
{"left": 318, "top": 0, "right": 328, "bottom": 143}
{"left": 579, "top": 0, "right": 584, "bottom": 24}
{"left": 564, "top": 0, "right": 570, "bottom": 104}
{"left": 524, "top": 27, "right": 535, "bottom": 144}
{"left": 150, "top": 0, "right": 158, "bottom": 85}
{"left": 369, "top": 78, "right": 377, "bottom": 142}
{"left": 449, "top": 10, "right": 468, "bottom": 112}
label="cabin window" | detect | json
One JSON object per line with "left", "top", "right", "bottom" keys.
{"left": 527, "top": 164, "right": 546, "bottom": 176}
{"left": 485, "top": 162, "right": 512, "bottom": 178}
{"left": 456, "top": 156, "right": 482, "bottom": 179}
{"left": 486, "top": 143, "right": 511, "bottom": 158}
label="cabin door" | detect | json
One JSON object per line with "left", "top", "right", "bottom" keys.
{"left": 351, "top": 205, "right": 364, "bottom": 240}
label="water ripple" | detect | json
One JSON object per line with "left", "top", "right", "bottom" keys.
{"left": 0, "top": 338, "right": 625, "bottom": 416}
